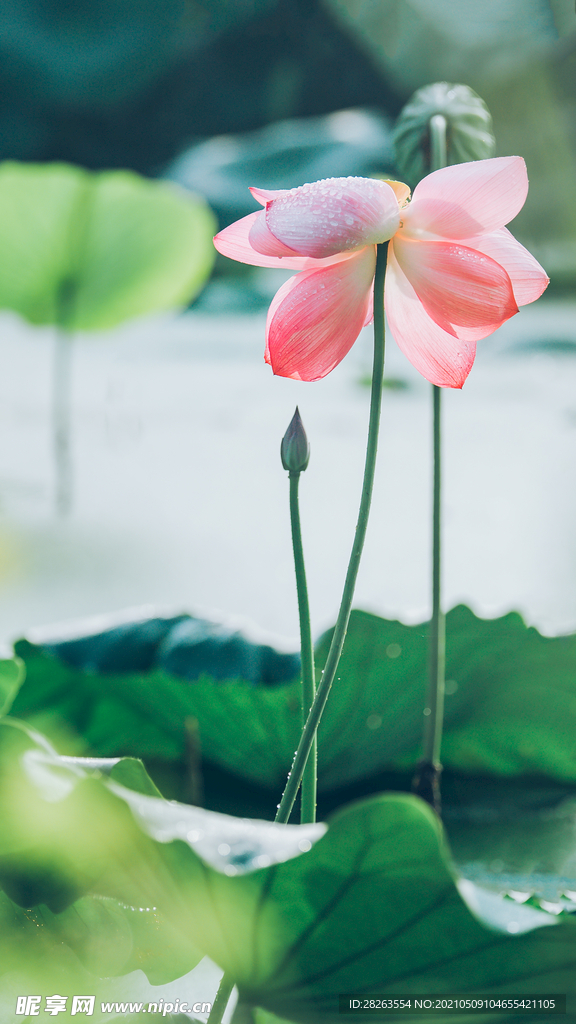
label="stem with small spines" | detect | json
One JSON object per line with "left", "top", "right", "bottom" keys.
{"left": 275, "top": 241, "right": 388, "bottom": 825}
{"left": 288, "top": 469, "right": 317, "bottom": 823}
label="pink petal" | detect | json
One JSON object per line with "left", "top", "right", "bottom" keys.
{"left": 459, "top": 228, "right": 549, "bottom": 306}
{"left": 265, "top": 177, "right": 400, "bottom": 258}
{"left": 248, "top": 211, "right": 301, "bottom": 257}
{"left": 249, "top": 186, "right": 291, "bottom": 206}
{"left": 363, "top": 284, "right": 374, "bottom": 326}
{"left": 401, "top": 157, "right": 528, "bottom": 239}
{"left": 385, "top": 243, "right": 476, "bottom": 388}
{"left": 266, "top": 246, "right": 376, "bottom": 380}
{"left": 214, "top": 213, "right": 309, "bottom": 269}
{"left": 214, "top": 213, "right": 355, "bottom": 270}
{"left": 393, "top": 236, "right": 518, "bottom": 338}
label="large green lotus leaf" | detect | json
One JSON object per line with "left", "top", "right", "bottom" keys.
{"left": 3, "top": 719, "right": 576, "bottom": 1021}
{"left": 438, "top": 608, "right": 576, "bottom": 778}
{"left": 12, "top": 638, "right": 299, "bottom": 784}
{"left": 71, "top": 169, "right": 216, "bottom": 329}
{"left": 13, "top": 606, "right": 576, "bottom": 792}
{"left": 0, "top": 161, "right": 215, "bottom": 329}
{"left": 95, "top": 784, "right": 576, "bottom": 1024}
{"left": 11, "top": 640, "right": 188, "bottom": 762}
{"left": 313, "top": 604, "right": 548, "bottom": 787}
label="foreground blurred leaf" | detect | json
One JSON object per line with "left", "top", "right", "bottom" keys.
{"left": 0, "top": 161, "right": 216, "bottom": 329}
{"left": 0, "top": 889, "right": 198, "bottom": 994}
{"left": 219, "top": 797, "right": 576, "bottom": 1023}
{"left": 0, "top": 718, "right": 319, "bottom": 995}
{"left": 0, "top": 658, "right": 24, "bottom": 717}
{"left": 1, "top": 720, "right": 576, "bottom": 1021}
{"left": 13, "top": 606, "right": 576, "bottom": 791}
{"left": 0, "top": 719, "right": 204, "bottom": 993}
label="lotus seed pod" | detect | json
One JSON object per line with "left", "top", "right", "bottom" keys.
{"left": 281, "top": 407, "right": 310, "bottom": 474}
{"left": 393, "top": 82, "right": 495, "bottom": 186}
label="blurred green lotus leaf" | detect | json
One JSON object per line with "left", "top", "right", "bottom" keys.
{"left": 0, "top": 885, "right": 205, "bottom": 1004}
{"left": 0, "top": 718, "right": 317, "bottom": 992}
{"left": 0, "top": 161, "right": 216, "bottom": 329}
{"left": 13, "top": 606, "right": 576, "bottom": 796}
{"left": 0, "top": 658, "right": 25, "bottom": 717}
{"left": 0, "top": 720, "right": 205, "bottom": 993}
{"left": 0, "top": 718, "right": 154, "bottom": 912}
{"left": 221, "top": 795, "right": 576, "bottom": 1022}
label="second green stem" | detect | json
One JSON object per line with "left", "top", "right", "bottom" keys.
{"left": 413, "top": 113, "right": 447, "bottom": 812}
{"left": 422, "top": 385, "right": 445, "bottom": 767}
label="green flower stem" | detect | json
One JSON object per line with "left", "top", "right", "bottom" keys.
{"left": 53, "top": 177, "right": 94, "bottom": 519}
{"left": 413, "top": 113, "right": 447, "bottom": 812}
{"left": 416, "top": 383, "right": 445, "bottom": 805}
{"left": 275, "top": 241, "right": 388, "bottom": 825}
{"left": 53, "top": 326, "right": 74, "bottom": 518}
{"left": 289, "top": 470, "right": 317, "bottom": 824}
{"left": 207, "top": 974, "right": 235, "bottom": 1024}
{"left": 427, "top": 383, "right": 445, "bottom": 769}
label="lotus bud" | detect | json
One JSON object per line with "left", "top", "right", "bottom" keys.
{"left": 281, "top": 407, "right": 310, "bottom": 474}
{"left": 392, "top": 82, "right": 495, "bottom": 186}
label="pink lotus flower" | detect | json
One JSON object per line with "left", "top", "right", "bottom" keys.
{"left": 213, "top": 158, "right": 548, "bottom": 387}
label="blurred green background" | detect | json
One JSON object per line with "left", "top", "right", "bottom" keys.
{"left": 1, "top": 0, "right": 575, "bottom": 281}
{"left": 1, "top": 1, "right": 576, "bottom": 650}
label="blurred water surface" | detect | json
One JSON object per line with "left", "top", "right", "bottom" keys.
{"left": 0, "top": 297, "right": 575, "bottom": 648}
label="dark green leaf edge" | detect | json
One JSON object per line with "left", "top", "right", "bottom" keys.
{"left": 12, "top": 604, "right": 576, "bottom": 791}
